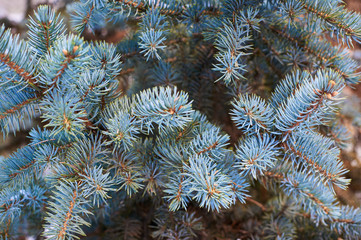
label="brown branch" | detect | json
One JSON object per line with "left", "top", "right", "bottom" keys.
{"left": 118, "top": 68, "right": 135, "bottom": 76}
{"left": 39, "top": 20, "right": 51, "bottom": 51}
{"left": 263, "top": 171, "right": 284, "bottom": 179}
{"left": 0, "top": 96, "right": 39, "bottom": 120}
{"left": 115, "top": 0, "right": 145, "bottom": 11}
{"left": 333, "top": 218, "right": 355, "bottom": 224}
{"left": 301, "top": 212, "right": 355, "bottom": 224}
{"left": 82, "top": 5, "right": 94, "bottom": 25}
{"left": 175, "top": 183, "right": 183, "bottom": 201}
{"left": 79, "top": 85, "right": 95, "bottom": 102}
{"left": 58, "top": 189, "right": 77, "bottom": 238}
{"left": 283, "top": 142, "right": 337, "bottom": 183}
{"left": 286, "top": 95, "right": 325, "bottom": 133}
{"left": 197, "top": 141, "right": 218, "bottom": 155}
{"left": 306, "top": 192, "right": 330, "bottom": 214}
{"left": 120, "top": 51, "right": 138, "bottom": 61}
{"left": 289, "top": 181, "right": 330, "bottom": 215}
{"left": 302, "top": 2, "right": 354, "bottom": 35}
{"left": 50, "top": 51, "right": 77, "bottom": 89}
{"left": 0, "top": 53, "right": 37, "bottom": 87}
{"left": 246, "top": 197, "right": 267, "bottom": 211}
{"left": 79, "top": 116, "right": 96, "bottom": 128}
{"left": 8, "top": 160, "right": 36, "bottom": 178}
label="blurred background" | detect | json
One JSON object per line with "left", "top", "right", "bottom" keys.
{"left": 1, "top": 0, "right": 361, "bottom": 214}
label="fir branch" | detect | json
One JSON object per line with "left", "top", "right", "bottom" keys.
{"left": 132, "top": 86, "right": 194, "bottom": 134}
{"left": 0, "top": 25, "right": 40, "bottom": 90}
{"left": 184, "top": 155, "right": 234, "bottom": 211}
{"left": 0, "top": 96, "right": 39, "bottom": 120}
{"left": 189, "top": 125, "right": 229, "bottom": 160}
{"left": 231, "top": 93, "right": 274, "bottom": 134}
{"left": 282, "top": 172, "right": 340, "bottom": 224}
{"left": 274, "top": 69, "right": 344, "bottom": 135}
{"left": 283, "top": 134, "right": 349, "bottom": 191}
{"left": 0, "top": 185, "right": 46, "bottom": 233}
{"left": 236, "top": 134, "right": 279, "bottom": 179}
{"left": 330, "top": 206, "right": 361, "bottom": 240}
{"left": 0, "top": 86, "right": 40, "bottom": 135}
{"left": 39, "top": 34, "right": 89, "bottom": 90}
{"left": 49, "top": 50, "right": 77, "bottom": 89}
{"left": 115, "top": 0, "right": 145, "bottom": 11}
{"left": 43, "top": 181, "right": 91, "bottom": 240}
{"left": 266, "top": 24, "right": 359, "bottom": 84}
{"left": 164, "top": 174, "right": 189, "bottom": 211}
{"left": 68, "top": 2, "right": 106, "bottom": 33}
{"left": 300, "top": 0, "right": 361, "bottom": 45}
{"left": 0, "top": 53, "right": 37, "bottom": 86}
{"left": 58, "top": 189, "right": 77, "bottom": 238}
{"left": 27, "top": 5, "right": 65, "bottom": 56}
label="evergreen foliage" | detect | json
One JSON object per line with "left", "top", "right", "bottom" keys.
{"left": 1, "top": 1, "right": 361, "bottom": 239}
